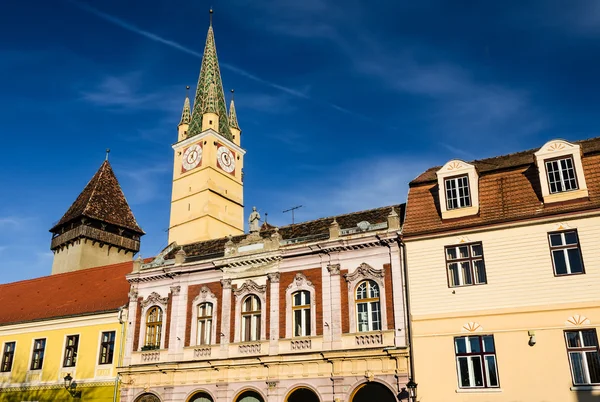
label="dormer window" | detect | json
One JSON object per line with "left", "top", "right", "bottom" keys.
{"left": 534, "top": 140, "right": 588, "bottom": 204}
{"left": 436, "top": 160, "right": 479, "bottom": 219}
{"left": 546, "top": 157, "right": 578, "bottom": 194}
{"left": 445, "top": 175, "right": 471, "bottom": 210}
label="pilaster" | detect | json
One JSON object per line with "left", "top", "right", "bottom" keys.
{"left": 389, "top": 242, "right": 407, "bottom": 347}
{"left": 220, "top": 279, "right": 232, "bottom": 348}
{"left": 327, "top": 263, "right": 342, "bottom": 349}
{"left": 123, "top": 287, "right": 138, "bottom": 366}
{"left": 168, "top": 284, "right": 186, "bottom": 359}
{"left": 267, "top": 272, "right": 280, "bottom": 355}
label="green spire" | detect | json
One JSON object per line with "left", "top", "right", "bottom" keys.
{"left": 188, "top": 10, "right": 233, "bottom": 141}
{"left": 179, "top": 86, "right": 191, "bottom": 126}
{"left": 229, "top": 89, "right": 240, "bottom": 130}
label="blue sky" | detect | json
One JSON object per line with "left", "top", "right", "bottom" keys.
{"left": 1, "top": 0, "right": 599, "bottom": 283}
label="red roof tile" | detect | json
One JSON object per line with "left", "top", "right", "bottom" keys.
{"left": 404, "top": 137, "right": 600, "bottom": 237}
{"left": 50, "top": 161, "right": 144, "bottom": 234}
{"left": 0, "top": 261, "right": 134, "bottom": 326}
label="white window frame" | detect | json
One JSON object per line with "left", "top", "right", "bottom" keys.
{"left": 565, "top": 329, "right": 600, "bottom": 386}
{"left": 355, "top": 280, "right": 381, "bottom": 333}
{"left": 138, "top": 292, "right": 168, "bottom": 351}
{"left": 233, "top": 280, "right": 267, "bottom": 343}
{"left": 190, "top": 286, "right": 219, "bottom": 347}
{"left": 285, "top": 273, "right": 317, "bottom": 338}
{"left": 98, "top": 330, "right": 116, "bottom": 365}
{"left": 545, "top": 157, "right": 579, "bottom": 194}
{"left": 445, "top": 175, "right": 471, "bottom": 210}
{"left": 344, "top": 263, "right": 388, "bottom": 333}
{"left": 241, "top": 295, "right": 262, "bottom": 342}
{"left": 436, "top": 160, "right": 479, "bottom": 219}
{"left": 30, "top": 338, "right": 46, "bottom": 371}
{"left": 1, "top": 341, "right": 16, "bottom": 373}
{"left": 62, "top": 334, "right": 80, "bottom": 368}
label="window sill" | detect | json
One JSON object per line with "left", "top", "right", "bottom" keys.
{"left": 571, "top": 385, "right": 600, "bottom": 391}
{"left": 456, "top": 388, "right": 502, "bottom": 393}
{"left": 441, "top": 205, "right": 479, "bottom": 220}
{"left": 543, "top": 188, "right": 589, "bottom": 204}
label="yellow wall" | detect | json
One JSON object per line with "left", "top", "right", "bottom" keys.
{"left": 0, "top": 312, "right": 125, "bottom": 401}
{"left": 169, "top": 132, "right": 245, "bottom": 245}
{"left": 52, "top": 239, "right": 132, "bottom": 275}
{"left": 405, "top": 215, "right": 600, "bottom": 401}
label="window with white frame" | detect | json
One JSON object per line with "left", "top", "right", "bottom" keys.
{"left": 546, "top": 157, "right": 578, "bottom": 194}
{"left": 565, "top": 329, "right": 600, "bottom": 385}
{"left": 197, "top": 302, "right": 213, "bottom": 345}
{"left": 355, "top": 280, "right": 381, "bottom": 332}
{"left": 99, "top": 331, "right": 116, "bottom": 365}
{"left": 1, "top": 342, "right": 15, "bottom": 372}
{"left": 445, "top": 175, "right": 471, "bottom": 210}
{"left": 549, "top": 230, "right": 584, "bottom": 275}
{"left": 63, "top": 335, "right": 79, "bottom": 367}
{"left": 445, "top": 243, "right": 487, "bottom": 287}
{"left": 292, "top": 291, "right": 311, "bottom": 337}
{"left": 145, "top": 306, "right": 163, "bottom": 349}
{"left": 241, "top": 295, "right": 261, "bottom": 342}
{"left": 455, "top": 335, "right": 499, "bottom": 388}
{"left": 30, "top": 338, "right": 45, "bottom": 370}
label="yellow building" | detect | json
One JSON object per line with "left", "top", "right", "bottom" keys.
{"left": 0, "top": 158, "right": 144, "bottom": 401}
{"left": 403, "top": 138, "right": 600, "bottom": 401}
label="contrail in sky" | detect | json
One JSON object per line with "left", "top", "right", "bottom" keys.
{"left": 66, "top": 0, "right": 360, "bottom": 113}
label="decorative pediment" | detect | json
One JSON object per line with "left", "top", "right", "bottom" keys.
{"left": 193, "top": 285, "right": 216, "bottom": 304}
{"left": 344, "top": 263, "right": 384, "bottom": 283}
{"left": 536, "top": 139, "right": 577, "bottom": 154}
{"left": 140, "top": 292, "right": 168, "bottom": 308}
{"left": 286, "top": 273, "right": 314, "bottom": 291}
{"left": 462, "top": 322, "right": 483, "bottom": 333}
{"left": 566, "top": 315, "right": 590, "bottom": 327}
{"left": 554, "top": 222, "right": 574, "bottom": 231}
{"left": 456, "top": 236, "right": 472, "bottom": 244}
{"left": 439, "top": 159, "right": 474, "bottom": 173}
{"left": 233, "top": 280, "right": 266, "bottom": 297}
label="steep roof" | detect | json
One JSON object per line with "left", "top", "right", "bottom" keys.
{"left": 404, "top": 136, "right": 600, "bottom": 236}
{"left": 50, "top": 160, "right": 143, "bottom": 234}
{"left": 188, "top": 17, "right": 233, "bottom": 141}
{"left": 0, "top": 261, "right": 133, "bottom": 326}
{"left": 171, "top": 204, "right": 405, "bottom": 260}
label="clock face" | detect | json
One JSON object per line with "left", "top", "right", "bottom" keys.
{"left": 217, "top": 146, "right": 236, "bottom": 173}
{"left": 182, "top": 143, "right": 202, "bottom": 172}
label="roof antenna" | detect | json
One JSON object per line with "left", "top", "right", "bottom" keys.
{"left": 283, "top": 205, "right": 303, "bottom": 226}
{"left": 105, "top": 148, "right": 110, "bottom": 161}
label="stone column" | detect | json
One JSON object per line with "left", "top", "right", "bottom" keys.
{"left": 390, "top": 242, "right": 407, "bottom": 347}
{"left": 220, "top": 279, "right": 232, "bottom": 350}
{"left": 167, "top": 285, "right": 186, "bottom": 359}
{"left": 267, "top": 272, "right": 280, "bottom": 355}
{"left": 327, "top": 264, "right": 342, "bottom": 349}
{"left": 122, "top": 288, "right": 139, "bottom": 366}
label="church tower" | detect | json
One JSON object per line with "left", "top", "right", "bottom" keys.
{"left": 50, "top": 158, "right": 144, "bottom": 274}
{"left": 168, "top": 10, "right": 245, "bottom": 246}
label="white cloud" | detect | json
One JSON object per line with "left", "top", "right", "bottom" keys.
{"left": 117, "top": 163, "right": 171, "bottom": 205}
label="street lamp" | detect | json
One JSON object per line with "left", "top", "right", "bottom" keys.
{"left": 63, "top": 373, "right": 81, "bottom": 398}
{"left": 406, "top": 379, "right": 417, "bottom": 402}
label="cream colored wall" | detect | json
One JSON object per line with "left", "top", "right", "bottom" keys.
{"left": 406, "top": 215, "right": 600, "bottom": 401}
{"left": 406, "top": 215, "right": 600, "bottom": 317}
{"left": 0, "top": 313, "right": 123, "bottom": 386}
{"left": 169, "top": 133, "right": 244, "bottom": 245}
{"left": 51, "top": 240, "right": 132, "bottom": 275}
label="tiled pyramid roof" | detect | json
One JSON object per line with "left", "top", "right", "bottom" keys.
{"left": 0, "top": 261, "right": 134, "bottom": 326}
{"left": 50, "top": 161, "right": 143, "bottom": 234}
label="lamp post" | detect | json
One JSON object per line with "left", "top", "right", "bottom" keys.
{"left": 63, "top": 373, "right": 81, "bottom": 398}
{"left": 406, "top": 379, "right": 417, "bottom": 402}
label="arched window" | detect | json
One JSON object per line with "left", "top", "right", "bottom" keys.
{"left": 292, "top": 290, "right": 311, "bottom": 337}
{"left": 241, "top": 295, "right": 261, "bottom": 342}
{"left": 355, "top": 280, "right": 381, "bottom": 332}
{"left": 145, "top": 306, "right": 163, "bottom": 348}
{"left": 197, "top": 303, "right": 213, "bottom": 345}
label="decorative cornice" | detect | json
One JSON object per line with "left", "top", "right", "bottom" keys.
{"left": 170, "top": 286, "right": 181, "bottom": 296}
{"left": 286, "top": 272, "right": 314, "bottom": 291}
{"left": 267, "top": 272, "right": 280, "bottom": 283}
{"left": 233, "top": 280, "right": 266, "bottom": 297}
{"left": 344, "top": 263, "right": 384, "bottom": 283}
{"left": 220, "top": 278, "right": 232, "bottom": 289}
{"left": 327, "top": 264, "right": 341, "bottom": 275}
{"left": 140, "top": 292, "right": 168, "bottom": 308}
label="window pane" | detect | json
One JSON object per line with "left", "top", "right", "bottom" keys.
{"left": 564, "top": 231, "right": 578, "bottom": 245}
{"left": 469, "top": 337, "right": 481, "bottom": 353}
{"left": 304, "top": 309, "right": 311, "bottom": 335}
{"left": 459, "top": 246, "right": 469, "bottom": 258}
{"left": 294, "top": 292, "right": 302, "bottom": 306}
{"left": 455, "top": 337, "right": 467, "bottom": 354}
{"left": 485, "top": 355, "right": 499, "bottom": 386}
{"left": 255, "top": 315, "right": 261, "bottom": 340}
{"left": 483, "top": 336, "right": 495, "bottom": 352}
{"left": 447, "top": 248, "right": 457, "bottom": 260}
{"left": 356, "top": 282, "right": 367, "bottom": 299}
{"left": 549, "top": 233, "right": 563, "bottom": 247}
{"left": 567, "top": 248, "right": 584, "bottom": 274}
{"left": 553, "top": 250, "right": 568, "bottom": 275}
{"left": 586, "top": 351, "right": 600, "bottom": 384}
{"left": 449, "top": 264, "right": 459, "bottom": 287}
{"left": 471, "top": 356, "right": 484, "bottom": 386}
{"left": 304, "top": 292, "right": 310, "bottom": 305}
{"left": 582, "top": 331, "right": 598, "bottom": 347}
{"left": 294, "top": 310, "right": 302, "bottom": 337}
{"left": 566, "top": 331, "right": 580, "bottom": 348}
{"left": 471, "top": 244, "right": 483, "bottom": 257}
{"left": 458, "top": 357, "right": 470, "bottom": 387}
{"left": 371, "top": 302, "right": 381, "bottom": 331}
{"left": 461, "top": 262, "right": 472, "bottom": 285}
{"left": 474, "top": 260, "right": 487, "bottom": 284}
{"left": 357, "top": 303, "right": 368, "bottom": 332}
{"left": 570, "top": 352, "right": 586, "bottom": 384}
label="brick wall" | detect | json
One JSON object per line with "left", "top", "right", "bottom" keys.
{"left": 266, "top": 280, "right": 271, "bottom": 340}
{"left": 278, "top": 268, "right": 323, "bottom": 338}
{"left": 383, "top": 263, "right": 395, "bottom": 328}
{"left": 340, "top": 270, "right": 349, "bottom": 333}
{"left": 230, "top": 284, "right": 237, "bottom": 342}
{"left": 164, "top": 293, "right": 172, "bottom": 347}
{"left": 133, "top": 297, "right": 142, "bottom": 351}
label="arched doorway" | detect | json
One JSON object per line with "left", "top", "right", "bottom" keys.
{"left": 352, "top": 382, "right": 395, "bottom": 402}
{"left": 134, "top": 393, "right": 161, "bottom": 402}
{"left": 188, "top": 391, "right": 214, "bottom": 402}
{"left": 235, "top": 390, "right": 265, "bottom": 402}
{"left": 287, "top": 387, "right": 320, "bottom": 402}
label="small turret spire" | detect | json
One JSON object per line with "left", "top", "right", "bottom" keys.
{"left": 229, "top": 89, "right": 240, "bottom": 130}
{"left": 105, "top": 148, "right": 110, "bottom": 161}
{"left": 209, "top": 8, "right": 213, "bottom": 27}
{"left": 179, "top": 86, "right": 191, "bottom": 126}
{"left": 188, "top": 9, "right": 233, "bottom": 140}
